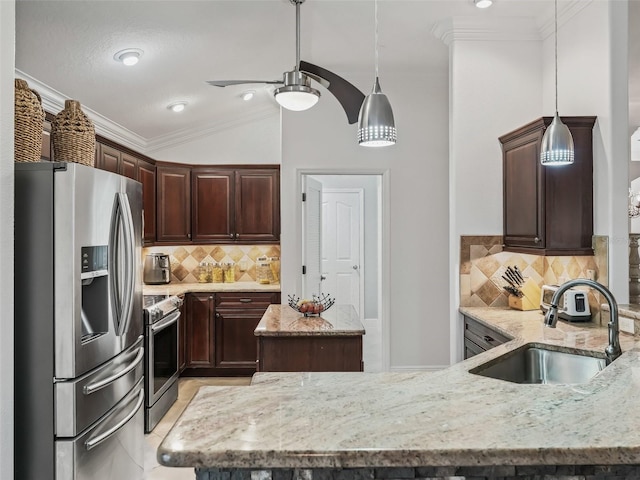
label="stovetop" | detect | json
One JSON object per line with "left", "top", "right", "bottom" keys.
{"left": 143, "top": 294, "right": 183, "bottom": 324}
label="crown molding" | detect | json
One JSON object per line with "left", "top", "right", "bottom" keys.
{"left": 145, "top": 106, "right": 279, "bottom": 154}
{"left": 539, "top": 0, "right": 593, "bottom": 39}
{"left": 431, "top": 16, "right": 541, "bottom": 46}
{"left": 15, "top": 69, "right": 280, "bottom": 156}
{"left": 15, "top": 69, "right": 147, "bottom": 152}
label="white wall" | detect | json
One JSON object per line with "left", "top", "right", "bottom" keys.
{"left": 281, "top": 71, "right": 451, "bottom": 370}
{"left": 146, "top": 112, "right": 281, "bottom": 165}
{"left": 0, "top": 1, "right": 15, "bottom": 478}
{"left": 440, "top": 17, "right": 543, "bottom": 362}
{"left": 544, "top": 1, "right": 629, "bottom": 302}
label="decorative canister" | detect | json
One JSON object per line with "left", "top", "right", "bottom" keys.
{"left": 256, "top": 256, "right": 272, "bottom": 285}
{"left": 196, "top": 262, "right": 212, "bottom": 283}
{"left": 51, "top": 99, "right": 96, "bottom": 166}
{"left": 211, "top": 263, "right": 223, "bottom": 283}
{"left": 14, "top": 79, "right": 44, "bottom": 163}
{"left": 222, "top": 263, "right": 235, "bottom": 283}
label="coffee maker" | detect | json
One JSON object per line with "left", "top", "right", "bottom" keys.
{"left": 143, "top": 253, "right": 171, "bottom": 284}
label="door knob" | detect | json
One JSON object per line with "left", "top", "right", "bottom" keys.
{"left": 320, "top": 275, "right": 326, "bottom": 281}
{"left": 353, "top": 265, "right": 359, "bottom": 270}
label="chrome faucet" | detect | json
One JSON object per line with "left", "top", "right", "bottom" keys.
{"left": 543, "top": 278, "right": 622, "bottom": 364}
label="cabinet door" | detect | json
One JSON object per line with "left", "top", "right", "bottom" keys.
{"left": 41, "top": 118, "right": 53, "bottom": 161}
{"left": 137, "top": 159, "right": 156, "bottom": 244}
{"left": 156, "top": 165, "right": 191, "bottom": 243}
{"left": 96, "top": 144, "right": 121, "bottom": 174}
{"left": 192, "top": 169, "right": 235, "bottom": 243}
{"left": 235, "top": 169, "right": 280, "bottom": 242}
{"left": 178, "top": 297, "right": 186, "bottom": 372}
{"left": 185, "top": 293, "right": 215, "bottom": 368}
{"left": 121, "top": 153, "right": 138, "bottom": 180}
{"left": 502, "top": 129, "right": 544, "bottom": 249}
{"left": 214, "top": 309, "right": 261, "bottom": 371}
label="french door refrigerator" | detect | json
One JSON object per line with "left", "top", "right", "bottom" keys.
{"left": 15, "top": 162, "right": 144, "bottom": 480}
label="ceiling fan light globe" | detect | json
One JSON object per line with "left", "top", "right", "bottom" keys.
{"left": 274, "top": 86, "right": 320, "bottom": 111}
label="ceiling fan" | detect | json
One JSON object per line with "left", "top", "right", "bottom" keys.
{"left": 206, "top": 0, "right": 365, "bottom": 124}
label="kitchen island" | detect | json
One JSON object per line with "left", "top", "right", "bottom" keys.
{"left": 158, "top": 306, "right": 640, "bottom": 480}
{"left": 254, "top": 304, "right": 365, "bottom": 372}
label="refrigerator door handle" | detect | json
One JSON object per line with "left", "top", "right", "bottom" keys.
{"left": 84, "top": 388, "right": 144, "bottom": 451}
{"left": 118, "top": 193, "right": 136, "bottom": 336}
{"left": 82, "top": 345, "right": 144, "bottom": 395}
{"left": 109, "top": 192, "right": 136, "bottom": 336}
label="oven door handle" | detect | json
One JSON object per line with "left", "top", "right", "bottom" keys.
{"left": 83, "top": 346, "right": 144, "bottom": 395}
{"left": 85, "top": 388, "right": 144, "bottom": 451}
{"left": 151, "top": 310, "right": 181, "bottom": 334}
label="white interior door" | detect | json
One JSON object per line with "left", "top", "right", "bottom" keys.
{"left": 302, "top": 176, "right": 323, "bottom": 299}
{"left": 321, "top": 189, "right": 364, "bottom": 316}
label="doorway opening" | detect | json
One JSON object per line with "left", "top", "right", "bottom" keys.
{"left": 301, "top": 173, "right": 386, "bottom": 372}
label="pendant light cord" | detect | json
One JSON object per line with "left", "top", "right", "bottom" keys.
{"left": 296, "top": 0, "right": 301, "bottom": 71}
{"left": 374, "top": 0, "right": 379, "bottom": 79}
{"left": 554, "top": 0, "right": 558, "bottom": 114}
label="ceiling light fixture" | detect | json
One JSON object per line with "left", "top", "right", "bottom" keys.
{"left": 242, "top": 90, "right": 255, "bottom": 101}
{"left": 358, "top": 0, "right": 396, "bottom": 147}
{"left": 540, "top": 0, "right": 574, "bottom": 166}
{"left": 474, "top": 0, "right": 493, "bottom": 9}
{"left": 113, "top": 48, "right": 143, "bottom": 66}
{"left": 167, "top": 102, "right": 187, "bottom": 113}
{"left": 273, "top": 0, "right": 319, "bottom": 111}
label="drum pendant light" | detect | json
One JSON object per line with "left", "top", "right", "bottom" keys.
{"left": 540, "top": 0, "right": 574, "bottom": 166}
{"left": 358, "top": 0, "right": 396, "bottom": 147}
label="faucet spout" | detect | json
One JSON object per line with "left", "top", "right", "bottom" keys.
{"left": 543, "top": 279, "right": 621, "bottom": 364}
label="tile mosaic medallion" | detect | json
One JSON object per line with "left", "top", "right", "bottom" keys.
{"left": 143, "top": 245, "right": 281, "bottom": 284}
{"left": 460, "top": 236, "right": 608, "bottom": 322}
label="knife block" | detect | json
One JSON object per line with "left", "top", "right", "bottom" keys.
{"left": 508, "top": 278, "right": 541, "bottom": 311}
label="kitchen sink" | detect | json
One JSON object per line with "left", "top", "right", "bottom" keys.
{"left": 469, "top": 343, "right": 608, "bottom": 384}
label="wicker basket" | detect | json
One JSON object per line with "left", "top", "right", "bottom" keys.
{"left": 51, "top": 100, "right": 96, "bottom": 166}
{"left": 14, "top": 79, "right": 44, "bottom": 163}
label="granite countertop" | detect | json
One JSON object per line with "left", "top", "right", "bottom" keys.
{"left": 143, "top": 281, "right": 281, "bottom": 296}
{"left": 158, "top": 306, "right": 640, "bottom": 469}
{"left": 254, "top": 304, "right": 365, "bottom": 337}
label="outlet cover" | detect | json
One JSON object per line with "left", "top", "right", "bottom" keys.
{"left": 619, "top": 316, "right": 635, "bottom": 334}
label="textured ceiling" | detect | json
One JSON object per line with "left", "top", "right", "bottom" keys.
{"left": 15, "top": 0, "right": 637, "bottom": 144}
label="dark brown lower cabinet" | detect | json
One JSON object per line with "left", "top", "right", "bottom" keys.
{"left": 182, "top": 291, "right": 280, "bottom": 377}
{"left": 257, "top": 336, "right": 364, "bottom": 372}
{"left": 463, "top": 315, "right": 510, "bottom": 360}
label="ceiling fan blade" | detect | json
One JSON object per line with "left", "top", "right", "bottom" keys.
{"left": 299, "top": 61, "right": 365, "bottom": 124}
{"left": 206, "top": 80, "right": 282, "bottom": 87}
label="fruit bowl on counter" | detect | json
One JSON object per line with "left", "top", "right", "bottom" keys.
{"left": 288, "top": 293, "right": 335, "bottom": 317}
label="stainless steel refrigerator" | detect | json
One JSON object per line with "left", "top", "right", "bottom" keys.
{"left": 15, "top": 162, "right": 144, "bottom": 480}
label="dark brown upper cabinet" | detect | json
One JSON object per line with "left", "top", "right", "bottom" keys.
{"left": 499, "top": 116, "right": 596, "bottom": 255}
{"left": 137, "top": 159, "right": 156, "bottom": 245}
{"left": 192, "top": 168, "right": 235, "bottom": 243}
{"left": 156, "top": 165, "right": 192, "bottom": 243}
{"left": 234, "top": 169, "right": 280, "bottom": 243}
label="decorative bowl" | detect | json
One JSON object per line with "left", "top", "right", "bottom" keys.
{"left": 287, "top": 293, "right": 335, "bottom": 317}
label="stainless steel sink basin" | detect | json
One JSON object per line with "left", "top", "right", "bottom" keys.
{"left": 470, "top": 343, "right": 608, "bottom": 384}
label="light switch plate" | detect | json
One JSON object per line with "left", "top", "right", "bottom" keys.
{"left": 619, "top": 316, "right": 635, "bottom": 334}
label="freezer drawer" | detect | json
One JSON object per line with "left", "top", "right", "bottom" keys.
{"left": 55, "top": 336, "right": 144, "bottom": 437}
{"left": 56, "top": 379, "right": 144, "bottom": 480}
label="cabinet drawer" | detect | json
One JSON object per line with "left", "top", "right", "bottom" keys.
{"left": 463, "top": 316, "right": 509, "bottom": 351}
{"left": 464, "top": 338, "right": 485, "bottom": 359}
{"left": 215, "top": 292, "right": 280, "bottom": 309}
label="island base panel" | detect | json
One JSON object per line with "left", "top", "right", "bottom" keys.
{"left": 195, "top": 465, "right": 640, "bottom": 480}
{"left": 257, "top": 336, "right": 363, "bottom": 372}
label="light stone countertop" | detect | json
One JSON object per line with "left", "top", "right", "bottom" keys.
{"left": 157, "top": 306, "right": 640, "bottom": 469}
{"left": 254, "top": 304, "right": 365, "bottom": 337}
{"left": 143, "top": 281, "right": 280, "bottom": 296}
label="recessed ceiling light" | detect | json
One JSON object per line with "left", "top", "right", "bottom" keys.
{"left": 241, "top": 90, "right": 255, "bottom": 101}
{"left": 474, "top": 0, "right": 493, "bottom": 8}
{"left": 167, "top": 102, "right": 188, "bottom": 113}
{"left": 114, "top": 48, "right": 144, "bottom": 66}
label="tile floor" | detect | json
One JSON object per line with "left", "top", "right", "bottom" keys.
{"left": 144, "top": 377, "right": 252, "bottom": 480}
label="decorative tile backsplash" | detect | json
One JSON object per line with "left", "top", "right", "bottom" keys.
{"left": 460, "top": 236, "right": 609, "bottom": 322}
{"left": 143, "top": 245, "right": 281, "bottom": 284}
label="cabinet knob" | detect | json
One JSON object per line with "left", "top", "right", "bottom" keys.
{"left": 209, "top": 296, "right": 214, "bottom": 301}
{"left": 215, "top": 312, "right": 220, "bottom": 318}
{"left": 483, "top": 335, "right": 495, "bottom": 343}
{"left": 534, "top": 237, "right": 541, "bottom": 243}
{"left": 235, "top": 233, "right": 239, "bottom": 238}
{"left": 229, "top": 233, "right": 234, "bottom": 238}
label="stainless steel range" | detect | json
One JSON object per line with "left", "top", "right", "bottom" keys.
{"left": 143, "top": 294, "right": 183, "bottom": 432}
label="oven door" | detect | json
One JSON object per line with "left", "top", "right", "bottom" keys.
{"left": 145, "top": 309, "right": 180, "bottom": 407}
